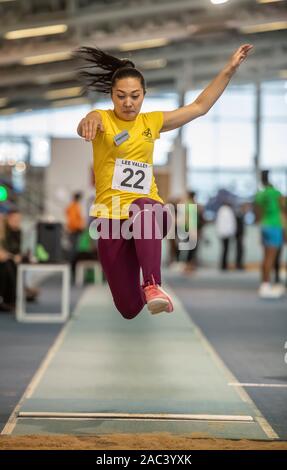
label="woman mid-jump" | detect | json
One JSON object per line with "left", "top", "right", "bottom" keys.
{"left": 76, "top": 44, "right": 253, "bottom": 320}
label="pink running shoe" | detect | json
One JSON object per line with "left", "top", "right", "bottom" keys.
{"left": 143, "top": 276, "right": 174, "bottom": 314}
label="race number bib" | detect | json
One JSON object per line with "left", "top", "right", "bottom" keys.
{"left": 112, "top": 158, "right": 152, "bottom": 194}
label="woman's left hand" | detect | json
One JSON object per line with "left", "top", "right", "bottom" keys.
{"left": 227, "top": 44, "right": 254, "bottom": 72}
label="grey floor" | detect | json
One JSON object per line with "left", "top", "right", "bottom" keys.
{"left": 3, "top": 281, "right": 279, "bottom": 440}
{"left": 165, "top": 268, "right": 287, "bottom": 439}
{"left": 0, "top": 269, "right": 286, "bottom": 440}
{"left": 0, "top": 276, "right": 83, "bottom": 431}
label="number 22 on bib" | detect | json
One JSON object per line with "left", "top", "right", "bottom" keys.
{"left": 112, "top": 158, "right": 152, "bottom": 194}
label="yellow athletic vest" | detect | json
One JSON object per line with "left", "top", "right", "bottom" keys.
{"left": 89, "top": 109, "right": 164, "bottom": 219}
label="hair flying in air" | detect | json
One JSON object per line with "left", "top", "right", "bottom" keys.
{"left": 74, "top": 46, "right": 146, "bottom": 95}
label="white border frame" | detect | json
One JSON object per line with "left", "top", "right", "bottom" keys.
{"left": 16, "top": 263, "right": 70, "bottom": 323}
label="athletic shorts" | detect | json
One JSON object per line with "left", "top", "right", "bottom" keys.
{"left": 261, "top": 226, "right": 283, "bottom": 248}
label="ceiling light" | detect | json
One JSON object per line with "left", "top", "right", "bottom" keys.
{"left": 141, "top": 59, "right": 167, "bottom": 69}
{"left": 257, "top": 0, "right": 284, "bottom": 4}
{"left": 240, "top": 21, "right": 287, "bottom": 33}
{"left": 119, "top": 38, "right": 169, "bottom": 51}
{"left": 50, "top": 97, "right": 88, "bottom": 108}
{"left": 0, "top": 98, "right": 8, "bottom": 107}
{"left": 21, "top": 51, "right": 71, "bottom": 65}
{"left": 44, "top": 87, "right": 82, "bottom": 100}
{"left": 0, "top": 107, "right": 17, "bottom": 115}
{"left": 34, "top": 72, "right": 75, "bottom": 85}
{"left": 5, "top": 24, "right": 68, "bottom": 40}
{"left": 210, "top": 0, "right": 230, "bottom": 4}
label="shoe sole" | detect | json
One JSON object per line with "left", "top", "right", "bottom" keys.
{"left": 258, "top": 291, "right": 283, "bottom": 299}
{"left": 259, "top": 294, "right": 283, "bottom": 299}
{"left": 158, "top": 286, "right": 174, "bottom": 312}
{"left": 147, "top": 298, "right": 170, "bottom": 314}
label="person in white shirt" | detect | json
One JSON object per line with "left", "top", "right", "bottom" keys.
{"left": 215, "top": 203, "right": 237, "bottom": 270}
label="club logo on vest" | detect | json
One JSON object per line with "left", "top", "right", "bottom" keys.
{"left": 142, "top": 127, "right": 153, "bottom": 142}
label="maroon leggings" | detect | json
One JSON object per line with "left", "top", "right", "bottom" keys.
{"left": 96, "top": 198, "right": 172, "bottom": 320}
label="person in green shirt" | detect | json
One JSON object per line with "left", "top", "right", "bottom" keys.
{"left": 255, "top": 170, "right": 285, "bottom": 298}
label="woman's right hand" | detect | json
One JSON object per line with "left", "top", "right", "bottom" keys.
{"left": 78, "top": 111, "right": 104, "bottom": 141}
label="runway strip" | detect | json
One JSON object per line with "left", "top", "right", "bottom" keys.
{"left": 2, "top": 284, "right": 278, "bottom": 439}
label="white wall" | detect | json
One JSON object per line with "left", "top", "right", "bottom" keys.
{"left": 45, "top": 138, "right": 95, "bottom": 223}
{"left": 169, "top": 137, "right": 187, "bottom": 199}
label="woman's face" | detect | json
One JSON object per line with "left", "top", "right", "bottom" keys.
{"left": 111, "top": 77, "right": 144, "bottom": 121}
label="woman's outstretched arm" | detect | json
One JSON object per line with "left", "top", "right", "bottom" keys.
{"left": 161, "top": 44, "right": 253, "bottom": 132}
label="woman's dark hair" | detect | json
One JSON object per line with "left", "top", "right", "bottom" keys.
{"left": 74, "top": 46, "right": 146, "bottom": 95}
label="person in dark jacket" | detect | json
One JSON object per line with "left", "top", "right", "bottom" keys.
{"left": 0, "top": 209, "right": 37, "bottom": 312}
{"left": 0, "top": 209, "right": 22, "bottom": 311}
{"left": 235, "top": 203, "right": 248, "bottom": 270}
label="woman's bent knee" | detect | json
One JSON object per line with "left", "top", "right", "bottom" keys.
{"left": 115, "top": 302, "right": 143, "bottom": 320}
